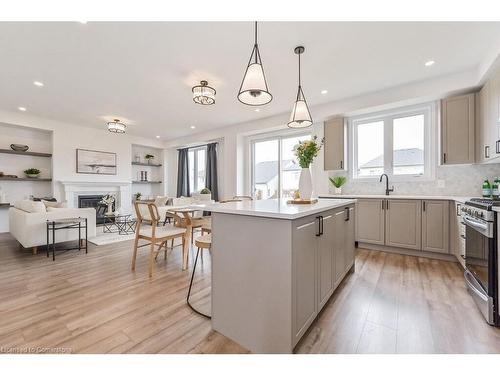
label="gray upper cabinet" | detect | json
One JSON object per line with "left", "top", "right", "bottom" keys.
{"left": 355, "top": 199, "right": 385, "bottom": 245}
{"left": 324, "top": 117, "right": 345, "bottom": 171}
{"left": 441, "top": 93, "right": 475, "bottom": 165}
{"left": 385, "top": 199, "right": 422, "bottom": 250}
{"left": 422, "top": 200, "right": 449, "bottom": 254}
{"left": 476, "top": 66, "right": 500, "bottom": 162}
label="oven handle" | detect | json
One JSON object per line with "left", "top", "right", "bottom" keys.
{"left": 464, "top": 269, "right": 488, "bottom": 302}
{"left": 463, "top": 216, "right": 488, "bottom": 232}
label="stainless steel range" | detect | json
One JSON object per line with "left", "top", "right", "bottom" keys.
{"left": 462, "top": 198, "right": 499, "bottom": 326}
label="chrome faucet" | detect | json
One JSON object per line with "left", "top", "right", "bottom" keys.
{"left": 379, "top": 174, "right": 394, "bottom": 196}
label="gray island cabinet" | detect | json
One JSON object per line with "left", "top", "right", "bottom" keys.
{"left": 205, "top": 198, "right": 356, "bottom": 353}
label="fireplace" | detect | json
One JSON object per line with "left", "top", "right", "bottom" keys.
{"left": 78, "top": 195, "right": 114, "bottom": 225}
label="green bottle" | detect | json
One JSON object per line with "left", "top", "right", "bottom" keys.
{"left": 483, "top": 179, "right": 492, "bottom": 198}
{"left": 493, "top": 178, "right": 500, "bottom": 200}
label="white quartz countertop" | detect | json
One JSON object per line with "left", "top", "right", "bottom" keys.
{"left": 319, "top": 194, "right": 471, "bottom": 204}
{"left": 203, "top": 198, "right": 357, "bottom": 220}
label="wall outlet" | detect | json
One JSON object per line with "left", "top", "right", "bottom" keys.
{"left": 437, "top": 179, "right": 446, "bottom": 188}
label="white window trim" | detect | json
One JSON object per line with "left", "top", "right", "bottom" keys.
{"left": 248, "top": 129, "right": 311, "bottom": 199}
{"left": 188, "top": 145, "right": 207, "bottom": 194}
{"left": 348, "top": 102, "right": 437, "bottom": 183}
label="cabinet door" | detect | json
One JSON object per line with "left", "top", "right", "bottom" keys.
{"left": 476, "top": 90, "right": 486, "bottom": 163}
{"left": 441, "top": 93, "right": 475, "bottom": 165}
{"left": 317, "top": 211, "right": 335, "bottom": 310}
{"left": 344, "top": 206, "right": 355, "bottom": 270}
{"left": 422, "top": 200, "right": 449, "bottom": 254}
{"left": 324, "top": 118, "right": 345, "bottom": 171}
{"left": 356, "top": 199, "right": 385, "bottom": 245}
{"left": 292, "top": 215, "right": 318, "bottom": 341}
{"left": 385, "top": 199, "right": 422, "bottom": 250}
{"left": 489, "top": 68, "right": 500, "bottom": 159}
{"left": 333, "top": 209, "right": 346, "bottom": 287}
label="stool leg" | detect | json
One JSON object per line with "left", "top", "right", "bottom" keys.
{"left": 186, "top": 247, "right": 211, "bottom": 319}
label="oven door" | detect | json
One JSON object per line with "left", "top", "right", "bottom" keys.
{"left": 464, "top": 217, "right": 496, "bottom": 324}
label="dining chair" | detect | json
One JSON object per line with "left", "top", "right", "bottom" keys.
{"left": 131, "top": 201, "right": 188, "bottom": 277}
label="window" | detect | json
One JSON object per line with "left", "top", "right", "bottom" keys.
{"left": 351, "top": 103, "right": 433, "bottom": 180}
{"left": 251, "top": 133, "right": 310, "bottom": 200}
{"left": 188, "top": 146, "right": 206, "bottom": 194}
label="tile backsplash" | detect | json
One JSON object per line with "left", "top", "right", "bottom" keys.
{"left": 329, "top": 164, "right": 500, "bottom": 197}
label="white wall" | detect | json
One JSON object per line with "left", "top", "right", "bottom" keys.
{"left": 0, "top": 109, "right": 164, "bottom": 203}
{"left": 163, "top": 68, "right": 484, "bottom": 198}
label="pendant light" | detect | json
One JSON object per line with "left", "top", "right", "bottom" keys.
{"left": 237, "top": 21, "right": 272, "bottom": 106}
{"left": 288, "top": 46, "right": 313, "bottom": 128}
{"left": 107, "top": 118, "right": 126, "bottom": 133}
{"left": 192, "top": 80, "right": 216, "bottom": 105}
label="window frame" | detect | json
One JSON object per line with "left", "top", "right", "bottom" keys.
{"left": 188, "top": 145, "right": 207, "bottom": 195}
{"left": 349, "top": 102, "right": 436, "bottom": 182}
{"left": 250, "top": 129, "right": 311, "bottom": 199}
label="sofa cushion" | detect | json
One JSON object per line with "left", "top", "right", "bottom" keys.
{"left": 42, "top": 200, "right": 68, "bottom": 209}
{"left": 46, "top": 206, "right": 72, "bottom": 212}
{"left": 172, "top": 197, "right": 193, "bottom": 206}
{"left": 14, "top": 200, "right": 46, "bottom": 213}
{"left": 153, "top": 196, "right": 169, "bottom": 206}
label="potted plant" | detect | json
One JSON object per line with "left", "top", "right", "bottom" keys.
{"left": 145, "top": 154, "right": 155, "bottom": 165}
{"left": 198, "top": 188, "right": 212, "bottom": 201}
{"left": 293, "top": 136, "right": 324, "bottom": 200}
{"left": 134, "top": 192, "right": 142, "bottom": 201}
{"left": 24, "top": 168, "right": 41, "bottom": 178}
{"left": 329, "top": 176, "right": 347, "bottom": 195}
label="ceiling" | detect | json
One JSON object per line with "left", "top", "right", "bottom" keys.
{"left": 0, "top": 22, "right": 499, "bottom": 140}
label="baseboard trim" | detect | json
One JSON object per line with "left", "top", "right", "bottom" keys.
{"left": 358, "top": 242, "right": 458, "bottom": 262}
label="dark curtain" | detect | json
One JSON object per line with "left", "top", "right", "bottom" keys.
{"left": 177, "top": 148, "right": 190, "bottom": 197}
{"left": 205, "top": 142, "right": 219, "bottom": 201}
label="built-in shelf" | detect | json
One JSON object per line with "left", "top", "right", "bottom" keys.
{"left": 132, "top": 162, "right": 162, "bottom": 167}
{"left": 0, "top": 149, "right": 52, "bottom": 157}
{"left": 0, "top": 177, "right": 52, "bottom": 182}
{"left": 132, "top": 181, "right": 162, "bottom": 184}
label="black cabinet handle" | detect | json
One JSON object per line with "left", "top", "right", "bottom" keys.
{"left": 485, "top": 145, "right": 490, "bottom": 158}
{"left": 423, "top": 201, "right": 426, "bottom": 211}
{"left": 496, "top": 140, "right": 500, "bottom": 154}
{"left": 316, "top": 216, "right": 323, "bottom": 236}
{"left": 345, "top": 207, "right": 350, "bottom": 221}
{"left": 443, "top": 153, "right": 446, "bottom": 164}
{"left": 340, "top": 160, "right": 343, "bottom": 169}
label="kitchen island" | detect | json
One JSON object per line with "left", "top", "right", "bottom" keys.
{"left": 204, "top": 198, "right": 356, "bottom": 353}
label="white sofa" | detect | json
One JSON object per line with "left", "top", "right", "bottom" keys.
{"left": 9, "top": 200, "right": 96, "bottom": 253}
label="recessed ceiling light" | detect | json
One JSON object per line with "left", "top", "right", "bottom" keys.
{"left": 424, "top": 60, "right": 435, "bottom": 67}
{"left": 18, "top": 107, "right": 27, "bottom": 111}
{"left": 190, "top": 125, "right": 196, "bottom": 129}
{"left": 321, "top": 90, "right": 328, "bottom": 95}
{"left": 79, "top": 21, "right": 88, "bottom": 24}
{"left": 255, "top": 108, "right": 260, "bottom": 112}
{"left": 156, "top": 135, "right": 160, "bottom": 139}
{"left": 33, "top": 81, "right": 44, "bottom": 87}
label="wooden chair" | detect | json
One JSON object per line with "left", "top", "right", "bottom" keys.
{"left": 131, "top": 202, "right": 188, "bottom": 277}
{"left": 187, "top": 233, "right": 212, "bottom": 318}
{"left": 174, "top": 214, "right": 211, "bottom": 244}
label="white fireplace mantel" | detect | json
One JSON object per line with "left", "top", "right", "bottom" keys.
{"left": 59, "top": 180, "right": 132, "bottom": 214}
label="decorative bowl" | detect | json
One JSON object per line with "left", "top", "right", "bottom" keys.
{"left": 25, "top": 173, "right": 40, "bottom": 178}
{"left": 10, "top": 144, "right": 29, "bottom": 152}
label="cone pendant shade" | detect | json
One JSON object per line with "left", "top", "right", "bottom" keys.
{"left": 237, "top": 22, "right": 272, "bottom": 106}
{"left": 288, "top": 87, "right": 313, "bottom": 128}
{"left": 287, "top": 46, "right": 313, "bottom": 128}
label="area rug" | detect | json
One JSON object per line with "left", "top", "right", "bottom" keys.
{"left": 88, "top": 227, "right": 135, "bottom": 246}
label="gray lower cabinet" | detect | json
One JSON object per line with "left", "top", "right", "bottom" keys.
{"left": 292, "top": 204, "right": 355, "bottom": 344}
{"left": 355, "top": 198, "right": 385, "bottom": 245}
{"left": 385, "top": 199, "right": 422, "bottom": 250}
{"left": 422, "top": 200, "right": 449, "bottom": 253}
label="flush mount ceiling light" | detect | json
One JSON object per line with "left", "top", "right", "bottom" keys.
{"left": 237, "top": 21, "right": 272, "bottom": 106}
{"left": 192, "top": 80, "right": 216, "bottom": 105}
{"left": 288, "top": 46, "right": 313, "bottom": 129}
{"left": 107, "top": 118, "right": 126, "bottom": 134}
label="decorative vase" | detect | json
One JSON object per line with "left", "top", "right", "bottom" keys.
{"left": 334, "top": 187, "right": 342, "bottom": 195}
{"left": 25, "top": 173, "right": 40, "bottom": 179}
{"left": 298, "top": 167, "right": 313, "bottom": 200}
{"left": 106, "top": 203, "right": 113, "bottom": 215}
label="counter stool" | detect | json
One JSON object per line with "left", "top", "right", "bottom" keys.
{"left": 187, "top": 233, "right": 212, "bottom": 319}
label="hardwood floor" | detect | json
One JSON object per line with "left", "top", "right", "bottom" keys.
{"left": 1, "top": 232, "right": 499, "bottom": 354}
